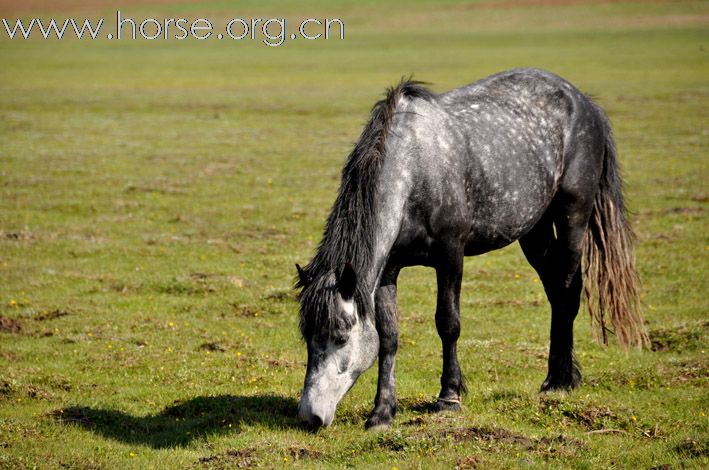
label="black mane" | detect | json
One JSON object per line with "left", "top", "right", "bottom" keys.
{"left": 297, "top": 79, "right": 435, "bottom": 340}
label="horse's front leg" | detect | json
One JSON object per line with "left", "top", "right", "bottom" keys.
{"left": 365, "top": 269, "right": 400, "bottom": 430}
{"left": 434, "top": 246, "right": 465, "bottom": 412}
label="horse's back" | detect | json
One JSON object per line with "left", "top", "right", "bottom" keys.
{"left": 438, "top": 69, "right": 603, "bottom": 254}
{"left": 386, "top": 69, "right": 606, "bottom": 261}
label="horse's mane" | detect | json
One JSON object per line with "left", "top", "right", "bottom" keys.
{"left": 297, "top": 78, "right": 435, "bottom": 340}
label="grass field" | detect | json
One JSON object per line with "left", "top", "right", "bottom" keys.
{"left": 1, "top": 0, "right": 707, "bottom": 468}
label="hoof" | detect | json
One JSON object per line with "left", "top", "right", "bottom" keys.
{"left": 540, "top": 376, "right": 579, "bottom": 393}
{"left": 540, "top": 381, "right": 568, "bottom": 393}
{"left": 366, "top": 423, "right": 390, "bottom": 432}
{"left": 365, "top": 408, "right": 394, "bottom": 430}
{"left": 433, "top": 398, "right": 461, "bottom": 413}
{"left": 542, "top": 357, "right": 582, "bottom": 392}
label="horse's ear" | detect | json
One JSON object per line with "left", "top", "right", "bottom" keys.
{"left": 295, "top": 263, "right": 311, "bottom": 286}
{"left": 337, "top": 262, "right": 357, "bottom": 300}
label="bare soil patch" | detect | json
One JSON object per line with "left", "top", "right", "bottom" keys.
{"left": 560, "top": 405, "right": 619, "bottom": 430}
{"left": 675, "top": 438, "right": 709, "bottom": 458}
{"left": 287, "top": 446, "right": 322, "bottom": 460}
{"left": 446, "top": 425, "right": 534, "bottom": 447}
{"left": 456, "top": 455, "right": 483, "bottom": 469}
{"left": 195, "top": 448, "right": 258, "bottom": 469}
{"left": 0, "top": 316, "right": 22, "bottom": 334}
{"left": 443, "top": 424, "right": 585, "bottom": 454}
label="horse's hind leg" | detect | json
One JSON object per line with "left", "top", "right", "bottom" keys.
{"left": 433, "top": 244, "right": 466, "bottom": 411}
{"left": 520, "top": 202, "right": 587, "bottom": 391}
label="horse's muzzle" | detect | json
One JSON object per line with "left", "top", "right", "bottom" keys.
{"left": 298, "top": 397, "right": 334, "bottom": 429}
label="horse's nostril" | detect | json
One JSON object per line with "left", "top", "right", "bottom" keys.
{"left": 311, "top": 414, "right": 324, "bottom": 428}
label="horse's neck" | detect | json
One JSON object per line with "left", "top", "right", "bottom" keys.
{"left": 363, "top": 148, "right": 412, "bottom": 296}
{"left": 347, "top": 97, "right": 419, "bottom": 298}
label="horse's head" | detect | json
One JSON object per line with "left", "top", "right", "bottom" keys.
{"left": 295, "top": 262, "right": 378, "bottom": 428}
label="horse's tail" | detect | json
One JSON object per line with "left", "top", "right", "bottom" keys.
{"left": 581, "top": 111, "right": 648, "bottom": 349}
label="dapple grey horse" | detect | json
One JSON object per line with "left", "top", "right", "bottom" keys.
{"left": 295, "top": 68, "right": 647, "bottom": 429}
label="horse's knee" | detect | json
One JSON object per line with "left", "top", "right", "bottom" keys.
{"left": 378, "top": 333, "right": 398, "bottom": 355}
{"left": 375, "top": 285, "right": 399, "bottom": 352}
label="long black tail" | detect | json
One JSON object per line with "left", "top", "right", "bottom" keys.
{"left": 581, "top": 113, "right": 649, "bottom": 349}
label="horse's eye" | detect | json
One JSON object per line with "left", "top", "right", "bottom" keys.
{"left": 332, "top": 335, "right": 347, "bottom": 347}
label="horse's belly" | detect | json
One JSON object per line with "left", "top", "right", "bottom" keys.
{"left": 463, "top": 221, "right": 531, "bottom": 255}
{"left": 464, "top": 217, "right": 535, "bottom": 255}
{"left": 464, "top": 183, "right": 552, "bottom": 256}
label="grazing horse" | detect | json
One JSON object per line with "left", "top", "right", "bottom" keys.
{"left": 295, "top": 68, "right": 647, "bottom": 430}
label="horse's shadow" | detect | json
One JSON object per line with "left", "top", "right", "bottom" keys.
{"left": 51, "top": 394, "right": 300, "bottom": 448}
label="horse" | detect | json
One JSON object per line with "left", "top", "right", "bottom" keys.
{"left": 294, "top": 68, "right": 648, "bottom": 430}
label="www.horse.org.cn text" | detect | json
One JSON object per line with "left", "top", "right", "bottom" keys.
{"left": 1, "top": 11, "right": 345, "bottom": 46}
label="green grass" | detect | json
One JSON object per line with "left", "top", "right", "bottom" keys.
{"left": 1, "top": 0, "right": 707, "bottom": 468}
